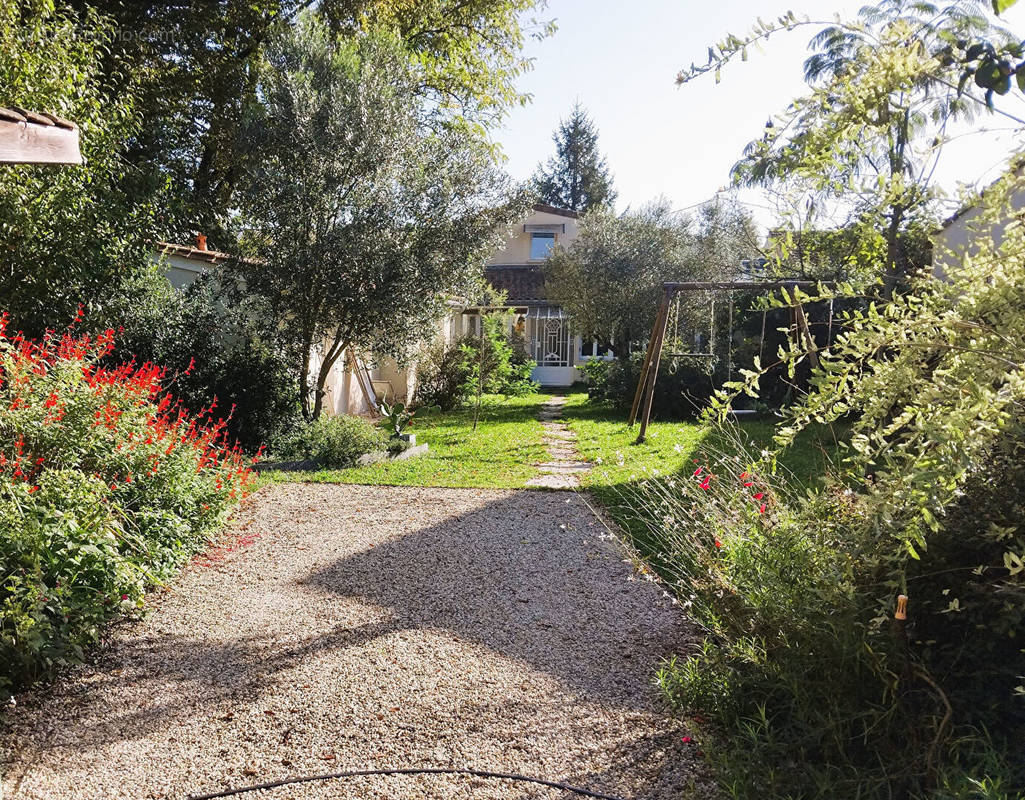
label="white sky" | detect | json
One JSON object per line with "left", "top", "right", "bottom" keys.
{"left": 496, "top": 0, "right": 1025, "bottom": 228}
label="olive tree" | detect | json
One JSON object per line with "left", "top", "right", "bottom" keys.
{"left": 232, "top": 16, "right": 527, "bottom": 420}
{"left": 543, "top": 199, "right": 757, "bottom": 358}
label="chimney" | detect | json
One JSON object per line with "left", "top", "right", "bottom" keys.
{"left": 195, "top": 233, "right": 208, "bottom": 251}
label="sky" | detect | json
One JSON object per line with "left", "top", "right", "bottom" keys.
{"left": 496, "top": 0, "right": 1025, "bottom": 228}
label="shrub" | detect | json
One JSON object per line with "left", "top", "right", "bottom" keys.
{"left": 583, "top": 354, "right": 715, "bottom": 418}
{"left": 273, "top": 414, "right": 386, "bottom": 468}
{"left": 0, "top": 316, "right": 253, "bottom": 692}
{"left": 414, "top": 320, "right": 537, "bottom": 411}
{"left": 113, "top": 273, "right": 300, "bottom": 451}
{"left": 613, "top": 174, "right": 1025, "bottom": 798}
{"left": 413, "top": 339, "right": 468, "bottom": 411}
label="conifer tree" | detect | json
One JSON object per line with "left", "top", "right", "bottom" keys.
{"left": 532, "top": 102, "right": 616, "bottom": 211}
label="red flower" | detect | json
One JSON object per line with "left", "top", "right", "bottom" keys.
{"left": 681, "top": 736, "right": 692, "bottom": 743}
{"left": 699, "top": 476, "right": 711, "bottom": 490}
{"left": 759, "top": 503, "right": 767, "bottom": 514}
{"left": 45, "top": 392, "right": 58, "bottom": 408}
{"left": 714, "top": 539, "right": 722, "bottom": 549}
{"left": 28, "top": 485, "right": 39, "bottom": 494}
{"left": 693, "top": 466, "right": 702, "bottom": 477}
{"left": 753, "top": 492, "right": 764, "bottom": 500}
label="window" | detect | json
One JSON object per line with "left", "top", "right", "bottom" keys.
{"left": 530, "top": 232, "right": 555, "bottom": 260}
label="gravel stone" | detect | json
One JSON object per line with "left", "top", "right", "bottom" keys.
{"left": 2, "top": 485, "right": 708, "bottom": 799}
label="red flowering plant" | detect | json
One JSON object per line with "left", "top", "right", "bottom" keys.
{"left": 0, "top": 313, "right": 256, "bottom": 691}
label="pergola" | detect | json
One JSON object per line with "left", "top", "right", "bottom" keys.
{"left": 628, "top": 280, "right": 833, "bottom": 443}
{"left": 0, "top": 107, "right": 81, "bottom": 165}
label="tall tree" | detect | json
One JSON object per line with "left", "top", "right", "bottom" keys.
{"left": 532, "top": 102, "right": 616, "bottom": 212}
{"left": 676, "top": 1, "right": 1016, "bottom": 297}
{"left": 232, "top": 16, "right": 528, "bottom": 420}
{"left": 63, "top": 0, "right": 552, "bottom": 238}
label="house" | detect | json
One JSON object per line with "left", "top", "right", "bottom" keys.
{"left": 150, "top": 202, "right": 599, "bottom": 412}
{"left": 933, "top": 163, "right": 1025, "bottom": 278}
{"left": 467, "top": 203, "right": 611, "bottom": 387}
{"left": 151, "top": 235, "right": 446, "bottom": 415}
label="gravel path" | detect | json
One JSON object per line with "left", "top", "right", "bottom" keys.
{"left": 2, "top": 485, "right": 706, "bottom": 800}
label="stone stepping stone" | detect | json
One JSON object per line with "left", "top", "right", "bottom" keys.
{"left": 536, "top": 461, "right": 592, "bottom": 473}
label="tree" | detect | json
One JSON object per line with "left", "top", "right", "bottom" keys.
{"left": 678, "top": 1, "right": 1017, "bottom": 296}
{"left": 542, "top": 200, "right": 756, "bottom": 358}
{"left": 63, "top": 0, "right": 552, "bottom": 237}
{"left": 0, "top": 0, "right": 158, "bottom": 337}
{"left": 532, "top": 102, "right": 616, "bottom": 212}
{"left": 232, "top": 16, "right": 528, "bottom": 421}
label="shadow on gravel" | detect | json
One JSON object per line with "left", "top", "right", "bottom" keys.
{"left": 4, "top": 487, "right": 701, "bottom": 799}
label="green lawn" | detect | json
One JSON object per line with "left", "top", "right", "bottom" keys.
{"left": 262, "top": 390, "right": 841, "bottom": 497}
{"left": 262, "top": 393, "right": 549, "bottom": 488}
{"left": 560, "top": 392, "right": 838, "bottom": 496}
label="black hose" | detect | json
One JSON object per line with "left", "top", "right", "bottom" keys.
{"left": 187, "top": 766, "right": 629, "bottom": 800}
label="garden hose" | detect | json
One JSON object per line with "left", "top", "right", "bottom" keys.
{"left": 187, "top": 766, "right": 629, "bottom": 800}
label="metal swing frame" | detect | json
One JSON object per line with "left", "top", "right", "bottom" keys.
{"left": 628, "top": 280, "right": 832, "bottom": 443}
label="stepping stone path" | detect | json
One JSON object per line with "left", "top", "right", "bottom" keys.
{"left": 526, "top": 395, "right": 592, "bottom": 489}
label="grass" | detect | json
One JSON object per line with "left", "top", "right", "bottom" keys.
{"left": 262, "top": 393, "right": 549, "bottom": 489}
{"left": 262, "top": 389, "right": 841, "bottom": 497}
{"left": 560, "top": 392, "right": 839, "bottom": 494}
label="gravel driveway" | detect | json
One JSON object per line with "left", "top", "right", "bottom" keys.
{"left": 2, "top": 485, "right": 706, "bottom": 800}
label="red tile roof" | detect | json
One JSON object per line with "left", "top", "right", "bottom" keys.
{"left": 486, "top": 264, "right": 548, "bottom": 304}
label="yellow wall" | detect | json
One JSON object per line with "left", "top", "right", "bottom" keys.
{"left": 487, "top": 209, "right": 580, "bottom": 265}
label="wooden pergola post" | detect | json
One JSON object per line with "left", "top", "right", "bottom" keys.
{"left": 628, "top": 288, "right": 671, "bottom": 426}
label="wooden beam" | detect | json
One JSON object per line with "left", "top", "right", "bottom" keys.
{"left": 662, "top": 280, "right": 834, "bottom": 292}
{"left": 793, "top": 302, "right": 820, "bottom": 370}
{"left": 0, "top": 117, "right": 81, "bottom": 165}
{"left": 628, "top": 291, "right": 670, "bottom": 426}
{"left": 636, "top": 289, "right": 673, "bottom": 444}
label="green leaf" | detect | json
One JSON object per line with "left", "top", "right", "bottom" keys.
{"left": 993, "top": 0, "right": 1018, "bottom": 15}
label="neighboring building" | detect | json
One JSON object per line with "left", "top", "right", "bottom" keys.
{"left": 470, "top": 203, "right": 611, "bottom": 387}
{"left": 933, "top": 164, "right": 1025, "bottom": 279}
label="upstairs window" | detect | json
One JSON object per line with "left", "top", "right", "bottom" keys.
{"left": 530, "top": 232, "right": 555, "bottom": 260}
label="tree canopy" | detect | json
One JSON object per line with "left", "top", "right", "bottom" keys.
{"left": 232, "top": 16, "right": 528, "bottom": 420}
{"left": 62, "top": 0, "right": 552, "bottom": 237}
{"left": 678, "top": 1, "right": 1019, "bottom": 296}
{"left": 532, "top": 102, "right": 616, "bottom": 212}
{"left": 542, "top": 200, "right": 756, "bottom": 357}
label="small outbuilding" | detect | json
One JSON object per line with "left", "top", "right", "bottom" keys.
{"left": 0, "top": 107, "right": 81, "bottom": 165}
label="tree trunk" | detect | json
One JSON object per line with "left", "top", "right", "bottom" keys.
{"left": 311, "top": 329, "right": 348, "bottom": 421}
{"left": 299, "top": 333, "right": 313, "bottom": 422}
{"left": 882, "top": 202, "right": 905, "bottom": 300}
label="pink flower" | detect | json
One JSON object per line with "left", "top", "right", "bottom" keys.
{"left": 681, "top": 736, "right": 692, "bottom": 743}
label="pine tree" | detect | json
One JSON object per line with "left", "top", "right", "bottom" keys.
{"left": 532, "top": 102, "right": 616, "bottom": 212}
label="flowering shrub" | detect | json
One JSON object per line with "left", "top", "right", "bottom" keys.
{"left": 0, "top": 314, "right": 255, "bottom": 691}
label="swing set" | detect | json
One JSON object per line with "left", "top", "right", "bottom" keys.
{"left": 628, "top": 280, "right": 834, "bottom": 443}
